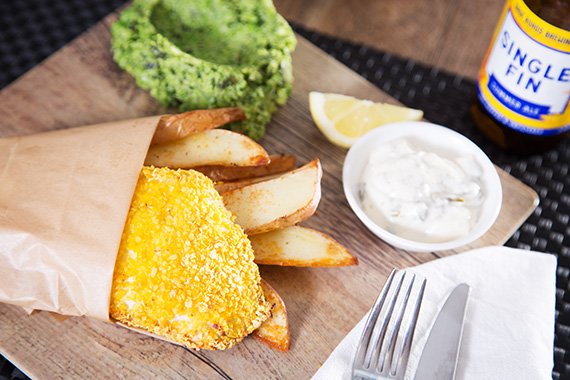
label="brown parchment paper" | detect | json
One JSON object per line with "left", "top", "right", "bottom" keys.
{"left": 0, "top": 116, "right": 160, "bottom": 321}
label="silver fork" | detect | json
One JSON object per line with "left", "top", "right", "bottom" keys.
{"left": 352, "top": 270, "right": 427, "bottom": 380}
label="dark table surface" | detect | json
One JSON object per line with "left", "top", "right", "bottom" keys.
{"left": 1, "top": 1, "right": 569, "bottom": 379}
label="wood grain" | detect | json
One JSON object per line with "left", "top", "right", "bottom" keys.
{"left": 0, "top": 11, "right": 537, "bottom": 380}
{"left": 274, "top": 0, "right": 505, "bottom": 79}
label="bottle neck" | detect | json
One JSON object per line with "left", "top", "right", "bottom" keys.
{"left": 524, "top": 0, "right": 570, "bottom": 30}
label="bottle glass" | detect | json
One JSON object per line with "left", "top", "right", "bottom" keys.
{"left": 472, "top": 0, "right": 570, "bottom": 153}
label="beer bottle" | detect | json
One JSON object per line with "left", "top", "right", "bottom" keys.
{"left": 472, "top": 0, "right": 570, "bottom": 153}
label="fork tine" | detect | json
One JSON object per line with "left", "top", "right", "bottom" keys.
{"left": 365, "top": 271, "right": 406, "bottom": 369}
{"left": 377, "top": 273, "right": 416, "bottom": 373}
{"left": 390, "top": 277, "right": 427, "bottom": 377}
{"left": 352, "top": 270, "right": 427, "bottom": 380}
{"left": 352, "top": 269, "right": 396, "bottom": 372}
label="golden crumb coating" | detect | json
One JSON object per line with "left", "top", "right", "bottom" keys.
{"left": 110, "top": 166, "right": 270, "bottom": 350}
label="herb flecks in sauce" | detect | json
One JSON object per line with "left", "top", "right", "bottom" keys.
{"left": 360, "top": 139, "right": 484, "bottom": 243}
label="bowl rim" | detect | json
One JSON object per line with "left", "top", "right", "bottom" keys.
{"left": 342, "top": 121, "right": 503, "bottom": 252}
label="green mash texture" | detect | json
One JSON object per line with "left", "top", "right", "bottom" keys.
{"left": 111, "top": 0, "right": 296, "bottom": 140}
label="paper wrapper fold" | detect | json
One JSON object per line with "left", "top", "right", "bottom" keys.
{"left": 0, "top": 116, "right": 160, "bottom": 321}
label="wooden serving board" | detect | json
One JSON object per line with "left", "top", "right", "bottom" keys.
{"left": 0, "top": 12, "right": 537, "bottom": 380}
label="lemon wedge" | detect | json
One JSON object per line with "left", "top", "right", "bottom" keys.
{"left": 309, "top": 92, "right": 424, "bottom": 148}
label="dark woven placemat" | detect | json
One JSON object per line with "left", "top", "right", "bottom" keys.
{"left": 1, "top": 1, "right": 569, "bottom": 379}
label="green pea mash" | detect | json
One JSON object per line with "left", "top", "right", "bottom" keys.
{"left": 111, "top": 0, "right": 296, "bottom": 140}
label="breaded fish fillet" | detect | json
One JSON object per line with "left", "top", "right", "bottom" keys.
{"left": 110, "top": 166, "right": 270, "bottom": 350}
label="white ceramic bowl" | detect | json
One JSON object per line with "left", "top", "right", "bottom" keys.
{"left": 343, "top": 121, "right": 502, "bottom": 252}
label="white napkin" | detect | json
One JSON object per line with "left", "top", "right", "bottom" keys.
{"left": 312, "top": 246, "right": 556, "bottom": 380}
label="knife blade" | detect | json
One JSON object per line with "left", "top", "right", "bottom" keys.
{"left": 413, "top": 283, "right": 470, "bottom": 380}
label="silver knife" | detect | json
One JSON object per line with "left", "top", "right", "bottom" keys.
{"left": 413, "top": 283, "right": 471, "bottom": 380}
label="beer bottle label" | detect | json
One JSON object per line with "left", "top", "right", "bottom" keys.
{"left": 477, "top": 0, "right": 570, "bottom": 136}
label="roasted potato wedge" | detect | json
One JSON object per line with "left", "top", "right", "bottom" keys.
{"left": 250, "top": 226, "right": 357, "bottom": 267}
{"left": 152, "top": 107, "right": 246, "bottom": 146}
{"left": 195, "top": 154, "right": 296, "bottom": 182}
{"left": 214, "top": 174, "right": 281, "bottom": 193}
{"left": 145, "top": 129, "right": 270, "bottom": 168}
{"left": 222, "top": 160, "right": 322, "bottom": 235}
{"left": 253, "top": 280, "right": 290, "bottom": 352}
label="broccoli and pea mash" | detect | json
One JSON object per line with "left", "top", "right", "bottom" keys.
{"left": 111, "top": 0, "right": 296, "bottom": 140}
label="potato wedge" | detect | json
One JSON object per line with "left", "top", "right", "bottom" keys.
{"left": 145, "top": 129, "right": 270, "bottom": 168}
{"left": 214, "top": 174, "right": 281, "bottom": 193}
{"left": 195, "top": 154, "right": 296, "bottom": 182}
{"left": 151, "top": 107, "right": 246, "bottom": 146}
{"left": 253, "top": 280, "right": 290, "bottom": 352}
{"left": 222, "top": 160, "right": 322, "bottom": 235}
{"left": 250, "top": 226, "right": 357, "bottom": 267}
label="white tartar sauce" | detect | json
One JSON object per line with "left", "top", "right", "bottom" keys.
{"left": 360, "top": 139, "right": 484, "bottom": 243}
